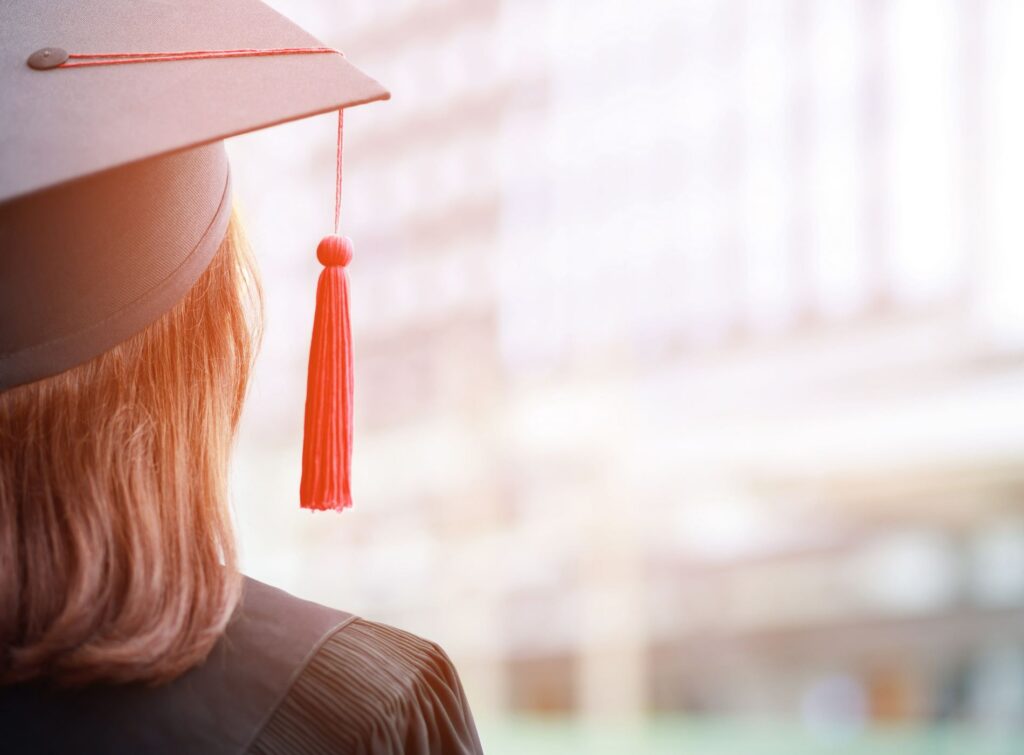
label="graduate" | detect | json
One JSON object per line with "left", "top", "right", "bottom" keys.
{"left": 0, "top": 0, "right": 483, "bottom": 752}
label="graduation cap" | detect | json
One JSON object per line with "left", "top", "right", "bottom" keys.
{"left": 0, "top": 0, "right": 390, "bottom": 511}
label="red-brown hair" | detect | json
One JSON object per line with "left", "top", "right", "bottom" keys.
{"left": 0, "top": 212, "right": 261, "bottom": 686}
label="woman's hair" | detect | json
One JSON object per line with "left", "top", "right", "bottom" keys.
{"left": 0, "top": 211, "right": 261, "bottom": 686}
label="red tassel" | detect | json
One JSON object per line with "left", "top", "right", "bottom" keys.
{"left": 300, "top": 234, "right": 354, "bottom": 511}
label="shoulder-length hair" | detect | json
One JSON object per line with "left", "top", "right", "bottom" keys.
{"left": 0, "top": 212, "right": 261, "bottom": 686}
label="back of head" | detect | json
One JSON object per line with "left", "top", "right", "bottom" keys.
{"left": 0, "top": 215, "right": 261, "bottom": 686}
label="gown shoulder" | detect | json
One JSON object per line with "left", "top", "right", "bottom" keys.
{"left": 248, "top": 614, "right": 484, "bottom": 755}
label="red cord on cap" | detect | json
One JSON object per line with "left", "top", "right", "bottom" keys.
{"left": 46, "top": 48, "right": 357, "bottom": 512}
{"left": 59, "top": 46, "right": 338, "bottom": 67}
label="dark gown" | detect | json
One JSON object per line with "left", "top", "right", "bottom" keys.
{"left": 0, "top": 577, "right": 484, "bottom": 754}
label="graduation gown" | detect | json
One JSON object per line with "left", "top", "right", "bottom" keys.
{"left": 0, "top": 577, "right": 484, "bottom": 754}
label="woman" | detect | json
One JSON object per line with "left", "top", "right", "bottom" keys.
{"left": 0, "top": 0, "right": 483, "bottom": 752}
{"left": 0, "top": 209, "right": 481, "bottom": 754}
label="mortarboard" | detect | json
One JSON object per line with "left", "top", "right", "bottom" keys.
{"left": 0, "top": 0, "right": 390, "bottom": 510}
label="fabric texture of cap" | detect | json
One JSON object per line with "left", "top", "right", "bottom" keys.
{"left": 0, "top": 0, "right": 389, "bottom": 390}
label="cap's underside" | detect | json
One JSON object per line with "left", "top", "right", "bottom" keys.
{"left": 0, "top": 144, "right": 232, "bottom": 390}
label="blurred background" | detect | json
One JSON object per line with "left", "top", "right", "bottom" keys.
{"left": 228, "top": 1, "right": 1024, "bottom": 752}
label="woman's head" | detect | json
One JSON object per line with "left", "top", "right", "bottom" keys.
{"left": 0, "top": 212, "right": 261, "bottom": 686}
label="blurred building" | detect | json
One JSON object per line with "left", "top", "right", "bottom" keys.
{"left": 230, "top": 0, "right": 1024, "bottom": 742}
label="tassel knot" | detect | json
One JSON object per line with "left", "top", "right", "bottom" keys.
{"left": 317, "top": 234, "right": 353, "bottom": 267}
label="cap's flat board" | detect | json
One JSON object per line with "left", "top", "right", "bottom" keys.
{"left": 0, "top": 0, "right": 389, "bottom": 203}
